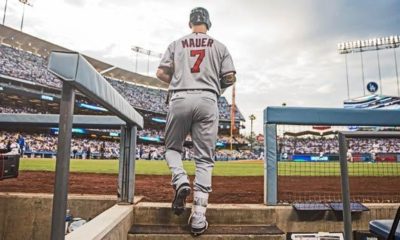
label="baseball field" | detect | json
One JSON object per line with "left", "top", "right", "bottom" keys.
{"left": 1, "top": 158, "right": 398, "bottom": 203}
{"left": 19, "top": 158, "right": 264, "bottom": 176}
{"left": 19, "top": 158, "right": 400, "bottom": 176}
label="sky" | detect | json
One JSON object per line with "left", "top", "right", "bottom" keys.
{"left": 2, "top": 0, "right": 400, "bottom": 134}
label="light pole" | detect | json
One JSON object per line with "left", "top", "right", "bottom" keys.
{"left": 249, "top": 114, "right": 256, "bottom": 152}
{"left": 134, "top": 49, "right": 139, "bottom": 72}
{"left": 376, "top": 45, "right": 382, "bottom": 95}
{"left": 393, "top": 45, "right": 399, "bottom": 96}
{"left": 344, "top": 54, "right": 350, "bottom": 99}
{"left": 131, "top": 46, "right": 162, "bottom": 75}
{"left": 147, "top": 52, "right": 150, "bottom": 75}
{"left": 19, "top": 0, "right": 32, "bottom": 32}
{"left": 360, "top": 46, "right": 365, "bottom": 96}
{"left": 2, "top": 0, "right": 8, "bottom": 25}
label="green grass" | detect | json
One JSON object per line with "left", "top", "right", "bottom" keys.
{"left": 19, "top": 159, "right": 400, "bottom": 176}
{"left": 19, "top": 158, "right": 264, "bottom": 176}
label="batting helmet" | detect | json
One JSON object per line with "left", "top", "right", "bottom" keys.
{"left": 189, "top": 7, "right": 211, "bottom": 30}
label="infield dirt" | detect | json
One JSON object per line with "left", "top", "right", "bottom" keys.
{"left": 0, "top": 171, "right": 399, "bottom": 203}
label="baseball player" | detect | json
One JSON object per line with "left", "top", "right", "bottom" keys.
{"left": 156, "top": 7, "right": 236, "bottom": 236}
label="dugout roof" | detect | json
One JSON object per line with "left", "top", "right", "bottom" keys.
{"left": 0, "top": 114, "right": 125, "bottom": 129}
{"left": 0, "top": 25, "right": 168, "bottom": 89}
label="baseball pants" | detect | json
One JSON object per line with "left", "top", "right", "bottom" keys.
{"left": 165, "top": 90, "right": 219, "bottom": 193}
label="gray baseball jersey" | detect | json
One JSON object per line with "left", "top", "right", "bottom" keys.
{"left": 159, "top": 32, "right": 236, "bottom": 95}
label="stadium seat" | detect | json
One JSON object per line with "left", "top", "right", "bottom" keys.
{"left": 329, "top": 202, "right": 369, "bottom": 213}
{"left": 293, "top": 202, "right": 331, "bottom": 211}
{"left": 369, "top": 206, "right": 400, "bottom": 240}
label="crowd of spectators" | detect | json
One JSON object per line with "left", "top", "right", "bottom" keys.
{"left": 0, "top": 131, "right": 257, "bottom": 160}
{"left": 0, "top": 106, "right": 39, "bottom": 114}
{"left": 138, "top": 129, "right": 164, "bottom": 139}
{"left": 215, "top": 150, "right": 259, "bottom": 161}
{"left": 109, "top": 79, "right": 168, "bottom": 114}
{"left": 218, "top": 135, "right": 247, "bottom": 145}
{"left": 0, "top": 102, "right": 243, "bottom": 146}
{"left": 279, "top": 136, "right": 400, "bottom": 155}
{"left": 0, "top": 44, "right": 244, "bottom": 120}
{"left": 0, "top": 44, "right": 250, "bottom": 159}
{"left": 218, "top": 97, "right": 244, "bottom": 120}
{"left": 108, "top": 78, "right": 244, "bottom": 120}
{"left": 0, "top": 131, "right": 164, "bottom": 159}
{"left": 0, "top": 45, "right": 62, "bottom": 88}
{"left": 4, "top": 133, "right": 398, "bottom": 160}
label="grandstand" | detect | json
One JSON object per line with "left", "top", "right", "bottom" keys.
{"left": 274, "top": 93, "right": 400, "bottom": 161}
{"left": 344, "top": 94, "right": 400, "bottom": 110}
{"left": 0, "top": 25, "right": 250, "bottom": 159}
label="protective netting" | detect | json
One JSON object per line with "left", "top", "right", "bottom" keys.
{"left": 276, "top": 125, "right": 400, "bottom": 204}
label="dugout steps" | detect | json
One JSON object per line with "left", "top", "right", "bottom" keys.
{"left": 128, "top": 224, "right": 284, "bottom": 240}
{"left": 129, "top": 202, "right": 285, "bottom": 239}
{"left": 51, "top": 199, "right": 399, "bottom": 239}
{"left": 132, "top": 202, "right": 278, "bottom": 225}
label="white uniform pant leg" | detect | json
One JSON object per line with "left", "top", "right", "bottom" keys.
{"left": 165, "top": 92, "right": 192, "bottom": 189}
{"left": 191, "top": 91, "right": 219, "bottom": 193}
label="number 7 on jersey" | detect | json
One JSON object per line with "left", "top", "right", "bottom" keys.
{"left": 190, "top": 49, "right": 205, "bottom": 73}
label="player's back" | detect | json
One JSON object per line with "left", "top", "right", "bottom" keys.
{"left": 167, "top": 32, "right": 234, "bottom": 95}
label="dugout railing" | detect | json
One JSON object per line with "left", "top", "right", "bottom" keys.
{"left": 338, "top": 131, "right": 400, "bottom": 240}
{"left": 47, "top": 52, "right": 143, "bottom": 240}
{"left": 264, "top": 107, "right": 400, "bottom": 240}
{"left": 264, "top": 106, "right": 400, "bottom": 205}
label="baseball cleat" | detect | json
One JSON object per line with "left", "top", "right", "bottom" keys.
{"left": 188, "top": 211, "right": 208, "bottom": 236}
{"left": 172, "top": 183, "right": 191, "bottom": 216}
{"left": 191, "top": 221, "right": 208, "bottom": 236}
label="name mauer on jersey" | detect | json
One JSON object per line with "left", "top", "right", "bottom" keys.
{"left": 182, "top": 38, "right": 214, "bottom": 48}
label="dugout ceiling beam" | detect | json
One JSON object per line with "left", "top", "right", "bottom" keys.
{"left": 0, "top": 113, "right": 125, "bottom": 129}
{"left": 265, "top": 106, "right": 400, "bottom": 126}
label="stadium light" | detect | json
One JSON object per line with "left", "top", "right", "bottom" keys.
{"left": 338, "top": 35, "right": 400, "bottom": 96}
{"left": 18, "top": 0, "right": 33, "bottom": 32}
{"left": 338, "top": 35, "right": 400, "bottom": 54}
{"left": 131, "top": 46, "right": 162, "bottom": 75}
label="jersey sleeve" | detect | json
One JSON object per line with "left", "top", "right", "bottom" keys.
{"left": 158, "top": 42, "right": 174, "bottom": 69}
{"left": 220, "top": 47, "right": 236, "bottom": 77}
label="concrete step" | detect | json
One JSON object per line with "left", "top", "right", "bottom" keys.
{"left": 128, "top": 224, "right": 285, "bottom": 240}
{"left": 133, "top": 202, "right": 277, "bottom": 225}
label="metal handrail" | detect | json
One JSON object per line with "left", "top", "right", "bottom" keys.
{"left": 338, "top": 131, "right": 400, "bottom": 240}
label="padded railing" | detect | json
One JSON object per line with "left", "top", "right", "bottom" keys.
{"left": 48, "top": 51, "right": 143, "bottom": 240}
{"left": 264, "top": 107, "right": 400, "bottom": 240}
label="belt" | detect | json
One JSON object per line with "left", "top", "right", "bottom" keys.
{"left": 172, "top": 89, "right": 217, "bottom": 95}
{"left": 166, "top": 89, "right": 218, "bottom": 105}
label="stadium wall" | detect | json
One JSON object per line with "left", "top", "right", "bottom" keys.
{"left": 0, "top": 193, "right": 116, "bottom": 240}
